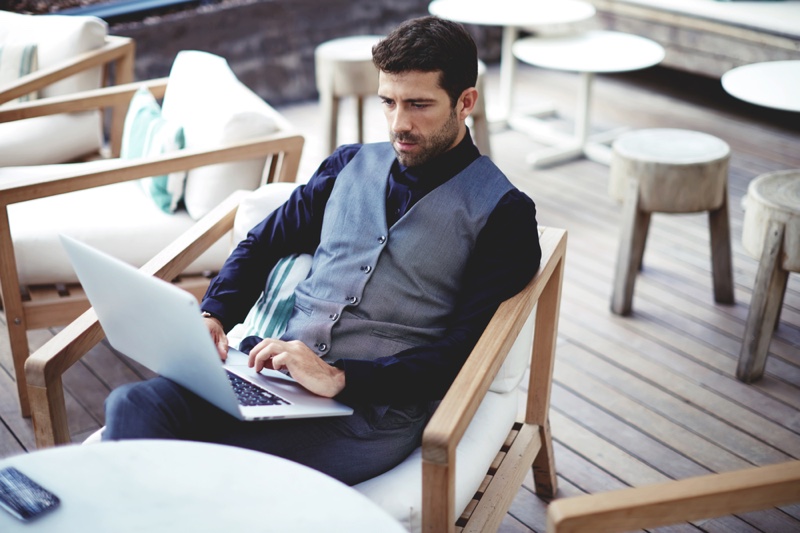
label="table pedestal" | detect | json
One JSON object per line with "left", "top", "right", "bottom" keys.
{"left": 428, "top": 0, "right": 596, "bottom": 126}
{"left": 512, "top": 31, "right": 664, "bottom": 168}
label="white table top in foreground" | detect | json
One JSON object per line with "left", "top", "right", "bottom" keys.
{"left": 722, "top": 60, "right": 800, "bottom": 113}
{"left": 513, "top": 30, "right": 665, "bottom": 74}
{"left": 0, "top": 440, "right": 405, "bottom": 532}
{"left": 429, "top": 0, "right": 596, "bottom": 29}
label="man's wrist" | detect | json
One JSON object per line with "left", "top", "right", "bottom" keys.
{"left": 201, "top": 311, "right": 223, "bottom": 328}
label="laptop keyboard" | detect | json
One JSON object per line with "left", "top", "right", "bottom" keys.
{"left": 226, "top": 371, "right": 291, "bottom": 406}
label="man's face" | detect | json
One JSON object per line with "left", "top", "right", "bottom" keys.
{"left": 378, "top": 70, "right": 464, "bottom": 168}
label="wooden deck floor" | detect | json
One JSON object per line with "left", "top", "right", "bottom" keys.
{"left": 1, "top": 63, "right": 799, "bottom": 532}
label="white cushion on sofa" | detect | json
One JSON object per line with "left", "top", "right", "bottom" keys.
{"left": 0, "top": 11, "right": 107, "bottom": 98}
{"left": 355, "top": 388, "right": 520, "bottom": 533}
{"left": 4, "top": 161, "right": 231, "bottom": 286}
{"left": 161, "top": 51, "right": 280, "bottom": 220}
{"left": 0, "top": 12, "right": 107, "bottom": 166}
{"left": 232, "top": 182, "right": 299, "bottom": 244}
{"left": 0, "top": 111, "right": 103, "bottom": 167}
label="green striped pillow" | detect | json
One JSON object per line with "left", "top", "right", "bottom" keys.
{"left": 121, "top": 87, "right": 187, "bottom": 213}
{"left": 0, "top": 42, "right": 38, "bottom": 104}
{"left": 240, "top": 253, "right": 313, "bottom": 341}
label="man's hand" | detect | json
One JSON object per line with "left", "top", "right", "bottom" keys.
{"left": 204, "top": 317, "right": 228, "bottom": 361}
{"left": 248, "top": 339, "right": 345, "bottom": 398}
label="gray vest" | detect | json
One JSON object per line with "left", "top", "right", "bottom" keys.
{"left": 281, "top": 142, "right": 515, "bottom": 362}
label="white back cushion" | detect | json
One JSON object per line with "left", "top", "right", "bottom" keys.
{"left": 0, "top": 11, "right": 107, "bottom": 97}
{"left": 0, "top": 12, "right": 105, "bottom": 165}
{"left": 161, "top": 51, "right": 280, "bottom": 220}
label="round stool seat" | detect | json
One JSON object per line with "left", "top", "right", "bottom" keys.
{"left": 315, "top": 35, "right": 382, "bottom": 154}
{"left": 610, "top": 128, "right": 730, "bottom": 213}
{"left": 738, "top": 170, "right": 800, "bottom": 383}
{"left": 609, "top": 128, "right": 734, "bottom": 316}
{"left": 315, "top": 35, "right": 381, "bottom": 97}
{"left": 742, "top": 170, "right": 800, "bottom": 272}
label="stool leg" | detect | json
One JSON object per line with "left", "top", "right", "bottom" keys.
{"left": 356, "top": 96, "right": 365, "bottom": 145}
{"left": 709, "top": 191, "right": 735, "bottom": 304}
{"left": 738, "top": 221, "right": 789, "bottom": 382}
{"left": 321, "top": 91, "right": 340, "bottom": 155}
{"left": 471, "top": 104, "right": 492, "bottom": 158}
{"left": 612, "top": 179, "right": 650, "bottom": 316}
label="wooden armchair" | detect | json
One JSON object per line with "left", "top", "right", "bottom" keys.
{"left": 24, "top": 182, "right": 567, "bottom": 531}
{"left": 547, "top": 461, "right": 800, "bottom": 532}
{"left": 2, "top": 60, "right": 304, "bottom": 417}
{"left": 0, "top": 11, "right": 135, "bottom": 164}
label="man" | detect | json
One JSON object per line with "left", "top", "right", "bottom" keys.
{"left": 104, "top": 16, "right": 541, "bottom": 486}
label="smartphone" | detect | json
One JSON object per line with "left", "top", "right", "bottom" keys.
{"left": 0, "top": 466, "right": 60, "bottom": 521}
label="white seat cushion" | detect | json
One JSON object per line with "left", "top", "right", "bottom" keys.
{"left": 4, "top": 161, "right": 231, "bottom": 286}
{"left": 0, "top": 111, "right": 102, "bottom": 167}
{"left": 355, "top": 389, "right": 520, "bottom": 533}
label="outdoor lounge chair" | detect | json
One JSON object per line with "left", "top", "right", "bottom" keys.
{"left": 1, "top": 51, "right": 304, "bottom": 416}
{"left": 24, "top": 182, "right": 568, "bottom": 532}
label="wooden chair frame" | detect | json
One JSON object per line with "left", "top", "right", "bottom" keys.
{"left": 0, "top": 35, "right": 136, "bottom": 158}
{"left": 546, "top": 460, "right": 800, "bottom": 533}
{"left": 24, "top": 187, "right": 566, "bottom": 531}
{"left": 1, "top": 77, "right": 304, "bottom": 417}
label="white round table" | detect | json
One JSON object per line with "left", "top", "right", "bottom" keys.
{"left": 721, "top": 60, "right": 800, "bottom": 112}
{"left": 0, "top": 440, "right": 406, "bottom": 532}
{"left": 512, "top": 30, "right": 665, "bottom": 167}
{"left": 428, "top": 0, "right": 596, "bottom": 123}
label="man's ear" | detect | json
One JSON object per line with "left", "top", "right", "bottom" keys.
{"left": 458, "top": 87, "right": 479, "bottom": 119}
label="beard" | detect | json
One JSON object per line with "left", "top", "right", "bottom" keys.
{"left": 390, "top": 108, "right": 460, "bottom": 168}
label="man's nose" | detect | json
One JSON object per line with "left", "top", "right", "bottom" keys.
{"left": 391, "top": 108, "right": 411, "bottom": 133}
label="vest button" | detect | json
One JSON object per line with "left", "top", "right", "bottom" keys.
{"left": 329, "top": 313, "right": 339, "bottom": 321}
{"left": 361, "top": 265, "right": 372, "bottom": 274}
{"left": 317, "top": 343, "right": 328, "bottom": 352}
{"left": 378, "top": 235, "right": 386, "bottom": 244}
{"left": 346, "top": 296, "right": 359, "bottom": 305}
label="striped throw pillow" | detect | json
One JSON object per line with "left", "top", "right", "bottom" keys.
{"left": 0, "top": 42, "right": 38, "bottom": 105}
{"left": 121, "top": 87, "right": 187, "bottom": 213}
{"left": 240, "top": 253, "right": 313, "bottom": 342}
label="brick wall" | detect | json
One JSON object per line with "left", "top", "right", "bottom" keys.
{"left": 110, "top": 0, "right": 502, "bottom": 105}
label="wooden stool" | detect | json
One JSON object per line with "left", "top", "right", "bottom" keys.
{"left": 315, "top": 35, "right": 382, "bottom": 155}
{"left": 738, "top": 170, "right": 800, "bottom": 382}
{"left": 610, "top": 128, "right": 734, "bottom": 315}
{"left": 471, "top": 59, "right": 491, "bottom": 157}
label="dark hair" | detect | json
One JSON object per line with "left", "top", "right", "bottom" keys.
{"left": 372, "top": 16, "right": 478, "bottom": 107}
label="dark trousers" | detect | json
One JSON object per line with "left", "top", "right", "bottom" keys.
{"left": 103, "top": 377, "right": 430, "bottom": 486}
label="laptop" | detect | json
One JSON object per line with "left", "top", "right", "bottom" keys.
{"left": 60, "top": 234, "right": 353, "bottom": 421}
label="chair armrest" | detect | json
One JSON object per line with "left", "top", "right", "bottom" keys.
{"left": 23, "top": 189, "right": 248, "bottom": 448}
{"left": 0, "top": 130, "right": 304, "bottom": 205}
{"left": 0, "top": 77, "right": 167, "bottom": 123}
{"left": 0, "top": 35, "right": 135, "bottom": 106}
{"left": 421, "top": 227, "right": 568, "bottom": 531}
{"left": 546, "top": 461, "right": 800, "bottom": 533}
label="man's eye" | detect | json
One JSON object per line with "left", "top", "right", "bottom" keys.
{"left": 411, "top": 103, "right": 427, "bottom": 109}
{"left": 381, "top": 99, "right": 394, "bottom": 107}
